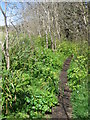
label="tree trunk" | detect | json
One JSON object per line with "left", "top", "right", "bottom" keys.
{"left": 45, "top": 28, "right": 48, "bottom": 49}
{"left": 5, "top": 19, "right": 10, "bottom": 70}
{"left": 47, "top": 9, "right": 54, "bottom": 51}
{"left": 55, "top": 4, "right": 61, "bottom": 40}
{"left": 43, "top": 14, "right": 48, "bottom": 49}
{"left": 0, "top": 4, "right": 10, "bottom": 70}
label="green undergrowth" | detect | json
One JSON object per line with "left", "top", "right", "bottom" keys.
{"left": 1, "top": 34, "right": 88, "bottom": 119}
{"left": 67, "top": 42, "right": 88, "bottom": 118}
{"left": 1, "top": 36, "right": 70, "bottom": 119}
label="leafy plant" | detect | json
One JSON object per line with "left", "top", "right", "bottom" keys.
{"left": 2, "top": 36, "right": 68, "bottom": 119}
{"left": 67, "top": 43, "right": 88, "bottom": 118}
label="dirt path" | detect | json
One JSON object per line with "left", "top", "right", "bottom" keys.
{"left": 50, "top": 56, "right": 72, "bottom": 120}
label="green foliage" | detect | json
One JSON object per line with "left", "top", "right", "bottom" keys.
{"left": 71, "top": 84, "right": 88, "bottom": 118}
{"left": 2, "top": 35, "right": 88, "bottom": 119}
{"left": 57, "top": 41, "right": 77, "bottom": 56}
{"left": 24, "top": 88, "right": 58, "bottom": 118}
{"left": 67, "top": 43, "right": 88, "bottom": 118}
{"left": 2, "top": 36, "right": 68, "bottom": 119}
{"left": 67, "top": 55, "right": 87, "bottom": 90}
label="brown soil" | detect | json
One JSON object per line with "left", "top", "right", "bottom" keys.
{"left": 50, "top": 56, "right": 73, "bottom": 120}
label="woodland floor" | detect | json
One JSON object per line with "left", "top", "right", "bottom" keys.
{"left": 47, "top": 57, "right": 73, "bottom": 120}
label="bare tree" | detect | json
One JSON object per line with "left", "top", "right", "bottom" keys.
{"left": 4, "top": 2, "right": 87, "bottom": 52}
{"left": 0, "top": 3, "right": 10, "bottom": 70}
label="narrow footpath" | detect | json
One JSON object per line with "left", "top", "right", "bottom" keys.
{"left": 50, "top": 56, "right": 72, "bottom": 120}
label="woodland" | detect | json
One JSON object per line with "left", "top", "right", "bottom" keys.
{"left": 0, "top": 2, "right": 89, "bottom": 120}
